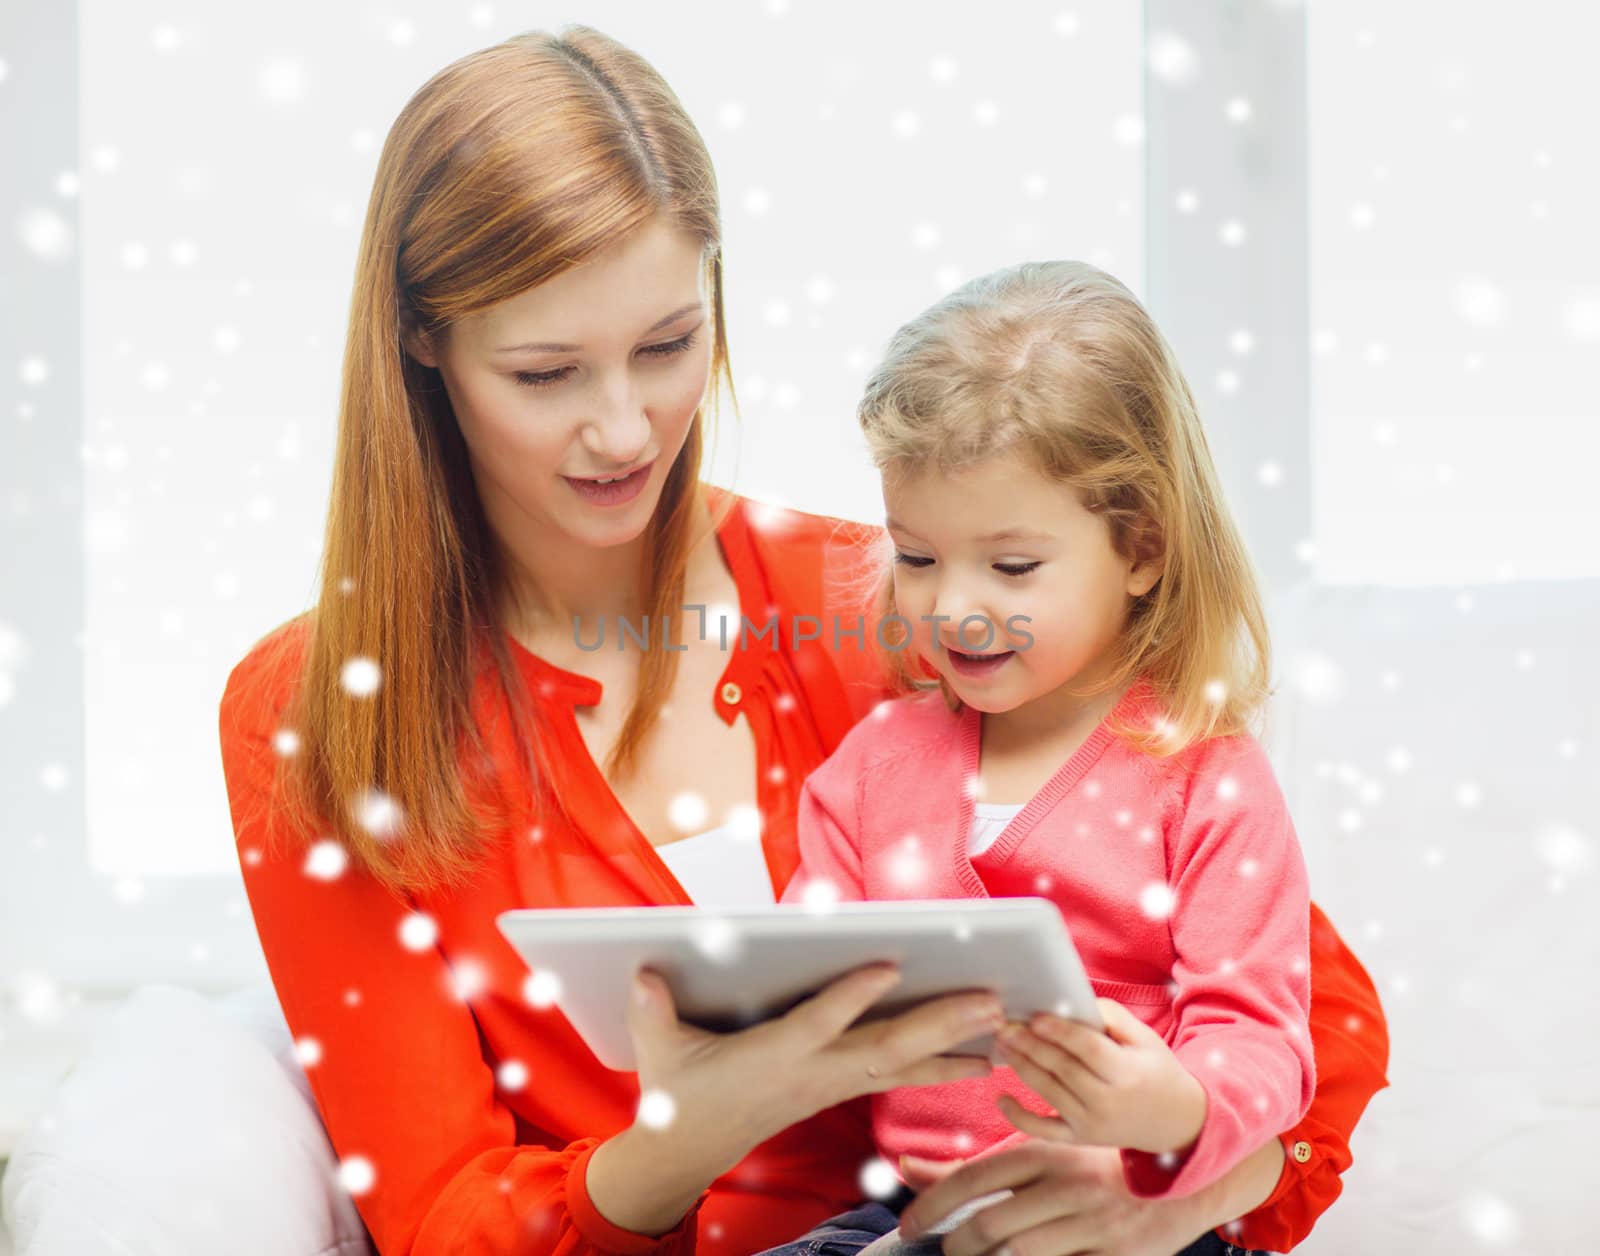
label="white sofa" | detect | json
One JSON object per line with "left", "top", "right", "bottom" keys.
{"left": 0, "top": 984, "right": 372, "bottom": 1256}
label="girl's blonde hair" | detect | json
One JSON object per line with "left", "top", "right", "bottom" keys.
{"left": 857, "top": 259, "right": 1272, "bottom": 757}
{"left": 253, "top": 27, "right": 734, "bottom": 896}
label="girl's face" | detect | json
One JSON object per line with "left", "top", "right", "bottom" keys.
{"left": 401, "top": 216, "right": 713, "bottom": 553}
{"left": 884, "top": 449, "right": 1163, "bottom": 718}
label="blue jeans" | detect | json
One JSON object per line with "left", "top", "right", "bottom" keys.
{"left": 753, "top": 1188, "right": 1263, "bottom": 1255}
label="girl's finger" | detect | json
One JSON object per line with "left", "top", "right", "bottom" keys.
{"left": 1002, "top": 1024, "right": 1104, "bottom": 1088}
{"left": 1029, "top": 1014, "right": 1120, "bottom": 1081}
{"left": 995, "top": 1042, "right": 1090, "bottom": 1123}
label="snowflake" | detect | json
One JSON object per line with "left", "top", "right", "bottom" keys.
{"left": 724, "top": 803, "right": 763, "bottom": 842}
{"left": 340, "top": 656, "right": 382, "bottom": 697}
{"left": 1147, "top": 31, "right": 1198, "bottom": 85}
{"left": 19, "top": 208, "right": 72, "bottom": 261}
{"left": 1537, "top": 823, "right": 1590, "bottom": 874}
{"left": 523, "top": 969, "right": 562, "bottom": 1009}
{"left": 259, "top": 56, "right": 309, "bottom": 106}
{"left": 497, "top": 1059, "right": 529, "bottom": 1092}
{"left": 889, "top": 841, "right": 928, "bottom": 889}
{"left": 15, "top": 973, "right": 62, "bottom": 1023}
{"left": 1138, "top": 882, "right": 1176, "bottom": 920}
{"left": 352, "top": 789, "right": 404, "bottom": 840}
{"left": 690, "top": 917, "right": 743, "bottom": 964}
{"left": 295, "top": 1037, "right": 323, "bottom": 1067}
{"left": 399, "top": 912, "right": 439, "bottom": 952}
{"left": 668, "top": 791, "right": 708, "bottom": 831}
{"left": 799, "top": 877, "right": 841, "bottom": 912}
{"left": 858, "top": 1156, "right": 900, "bottom": 1200}
{"left": 450, "top": 959, "right": 487, "bottom": 1001}
{"left": 1454, "top": 277, "right": 1507, "bottom": 328}
{"left": 273, "top": 728, "right": 301, "bottom": 757}
{"left": 304, "top": 839, "right": 348, "bottom": 881}
{"left": 336, "top": 1156, "right": 376, "bottom": 1196}
{"left": 636, "top": 1088, "right": 677, "bottom": 1130}
{"left": 1461, "top": 1192, "right": 1518, "bottom": 1244}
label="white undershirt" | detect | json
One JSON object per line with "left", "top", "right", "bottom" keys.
{"left": 968, "top": 802, "right": 1027, "bottom": 858}
{"left": 659, "top": 802, "right": 1030, "bottom": 906}
{"left": 655, "top": 823, "right": 775, "bottom": 908}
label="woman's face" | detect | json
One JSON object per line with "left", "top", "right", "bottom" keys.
{"left": 402, "top": 216, "right": 713, "bottom": 553}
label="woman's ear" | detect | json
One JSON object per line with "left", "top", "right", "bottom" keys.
{"left": 400, "top": 317, "right": 440, "bottom": 369}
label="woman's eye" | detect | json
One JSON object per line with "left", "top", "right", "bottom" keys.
{"left": 513, "top": 366, "right": 573, "bottom": 389}
{"left": 893, "top": 552, "right": 934, "bottom": 568}
{"left": 995, "top": 561, "right": 1041, "bottom": 577}
{"left": 513, "top": 333, "right": 697, "bottom": 389}
{"left": 641, "top": 331, "right": 697, "bottom": 359}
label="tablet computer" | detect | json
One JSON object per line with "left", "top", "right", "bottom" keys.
{"left": 496, "top": 897, "right": 1103, "bottom": 1072}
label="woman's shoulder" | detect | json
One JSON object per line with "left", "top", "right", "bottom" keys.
{"left": 711, "top": 486, "right": 886, "bottom": 602}
{"left": 218, "top": 612, "right": 313, "bottom": 745}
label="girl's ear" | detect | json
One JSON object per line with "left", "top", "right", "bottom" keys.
{"left": 1127, "top": 552, "right": 1164, "bottom": 599}
{"left": 1124, "top": 514, "right": 1165, "bottom": 598}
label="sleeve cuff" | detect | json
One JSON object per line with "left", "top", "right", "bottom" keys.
{"left": 1215, "top": 1131, "right": 1321, "bottom": 1251}
{"left": 565, "top": 1140, "right": 708, "bottom": 1254}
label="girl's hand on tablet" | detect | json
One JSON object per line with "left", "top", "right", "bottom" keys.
{"left": 621, "top": 962, "right": 1003, "bottom": 1174}
{"left": 992, "top": 997, "right": 1208, "bottom": 1157}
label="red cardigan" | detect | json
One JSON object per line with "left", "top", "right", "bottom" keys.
{"left": 219, "top": 489, "right": 1389, "bottom": 1254}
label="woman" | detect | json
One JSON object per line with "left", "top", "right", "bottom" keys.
{"left": 219, "top": 26, "right": 1389, "bottom": 1255}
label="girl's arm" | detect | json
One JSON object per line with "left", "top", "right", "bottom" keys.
{"left": 1119, "top": 732, "right": 1318, "bottom": 1201}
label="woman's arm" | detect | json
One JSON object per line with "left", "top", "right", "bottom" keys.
{"left": 221, "top": 657, "right": 710, "bottom": 1255}
{"left": 1218, "top": 902, "right": 1391, "bottom": 1251}
{"left": 222, "top": 638, "right": 1007, "bottom": 1255}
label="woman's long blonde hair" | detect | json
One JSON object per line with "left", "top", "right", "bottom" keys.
{"left": 253, "top": 27, "right": 734, "bottom": 896}
{"left": 857, "top": 260, "right": 1273, "bottom": 756}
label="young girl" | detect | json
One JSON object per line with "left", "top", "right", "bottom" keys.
{"left": 762, "top": 260, "right": 1315, "bottom": 1256}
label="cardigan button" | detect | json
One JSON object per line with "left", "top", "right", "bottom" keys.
{"left": 1292, "top": 1140, "right": 1312, "bottom": 1164}
{"left": 720, "top": 681, "right": 743, "bottom": 706}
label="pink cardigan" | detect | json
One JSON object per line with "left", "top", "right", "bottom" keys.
{"left": 780, "top": 677, "right": 1316, "bottom": 1199}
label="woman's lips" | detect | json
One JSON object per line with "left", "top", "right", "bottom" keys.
{"left": 563, "top": 460, "right": 654, "bottom": 506}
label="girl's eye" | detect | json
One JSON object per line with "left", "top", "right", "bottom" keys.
{"left": 513, "top": 366, "right": 574, "bottom": 389}
{"left": 512, "top": 332, "right": 698, "bottom": 389}
{"left": 995, "top": 561, "right": 1041, "bottom": 577}
{"left": 894, "top": 552, "right": 934, "bottom": 568}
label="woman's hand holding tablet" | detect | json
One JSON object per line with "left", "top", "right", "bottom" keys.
{"left": 496, "top": 897, "right": 1104, "bottom": 1072}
